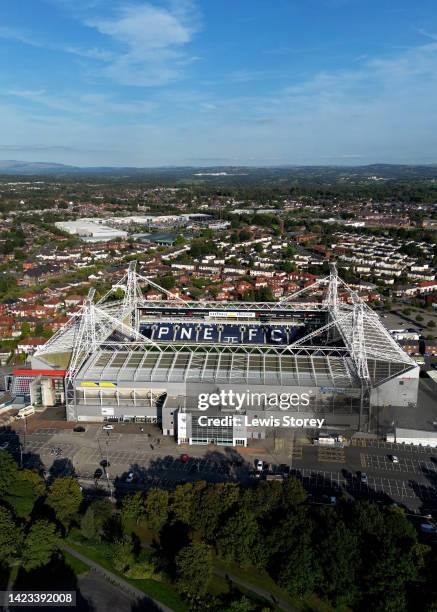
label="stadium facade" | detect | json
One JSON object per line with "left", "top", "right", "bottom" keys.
{"left": 14, "top": 262, "right": 419, "bottom": 446}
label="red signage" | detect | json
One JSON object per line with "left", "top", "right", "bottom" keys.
{"left": 13, "top": 369, "right": 66, "bottom": 377}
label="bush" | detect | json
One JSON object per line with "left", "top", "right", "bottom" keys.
{"left": 124, "top": 561, "right": 161, "bottom": 580}
{"left": 112, "top": 536, "right": 135, "bottom": 573}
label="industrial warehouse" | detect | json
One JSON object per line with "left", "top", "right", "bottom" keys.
{"left": 11, "top": 262, "right": 420, "bottom": 447}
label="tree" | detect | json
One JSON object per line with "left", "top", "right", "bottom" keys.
{"left": 314, "top": 511, "right": 359, "bottom": 608}
{"left": 175, "top": 234, "right": 186, "bottom": 246}
{"left": 239, "top": 229, "right": 252, "bottom": 241}
{"left": 0, "top": 505, "right": 22, "bottom": 565}
{"left": 22, "top": 520, "right": 60, "bottom": 571}
{"left": 46, "top": 477, "right": 82, "bottom": 529}
{"left": 217, "top": 508, "right": 266, "bottom": 568}
{"left": 171, "top": 482, "right": 206, "bottom": 525}
{"left": 80, "top": 506, "right": 96, "bottom": 541}
{"left": 112, "top": 536, "right": 135, "bottom": 573}
{"left": 355, "top": 506, "right": 420, "bottom": 612}
{"left": 157, "top": 275, "right": 175, "bottom": 290}
{"left": 0, "top": 450, "right": 19, "bottom": 498}
{"left": 121, "top": 492, "right": 145, "bottom": 527}
{"left": 20, "top": 322, "right": 31, "bottom": 338}
{"left": 175, "top": 542, "right": 212, "bottom": 599}
{"left": 278, "top": 530, "right": 318, "bottom": 598}
{"left": 226, "top": 596, "right": 256, "bottom": 612}
{"left": 0, "top": 274, "right": 17, "bottom": 297}
{"left": 144, "top": 489, "right": 169, "bottom": 532}
{"left": 196, "top": 483, "right": 240, "bottom": 540}
{"left": 281, "top": 261, "right": 296, "bottom": 273}
{"left": 4, "top": 470, "right": 45, "bottom": 519}
{"left": 91, "top": 498, "right": 113, "bottom": 537}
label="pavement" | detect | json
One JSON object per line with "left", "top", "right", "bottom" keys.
{"left": 77, "top": 572, "right": 135, "bottom": 612}
{"left": 64, "top": 544, "right": 169, "bottom": 612}
{"left": 214, "top": 567, "right": 295, "bottom": 612}
{"left": 2, "top": 419, "right": 437, "bottom": 512}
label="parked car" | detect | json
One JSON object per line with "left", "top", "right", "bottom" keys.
{"left": 359, "top": 472, "right": 368, "bottom": 484}
{"left": 102, "top": 424, "right": 114, "bottom": 431}
{"left": 73, "top": 426, "right": 86, "bottom": 433}
{"left": 420, "top": 522, "right": 437, "bottom": 533}
{"left": 255, "top": 459, "right": 264, "bottom": 472}
{"left": 125, "top": 472, "right": 134, "bottom": 483}
{"left": 389, "top": 455, "right": 399, "bottom": 463}
{"left": 279, "top": 463, "right": 290, "bottom": 477}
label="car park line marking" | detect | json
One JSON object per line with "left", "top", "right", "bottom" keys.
{"left": 291, "top": 445, "right": 303, "bottom": 459}
{"left": 353, "top": 439, "right": 437, "bottom": 455}
{"left": 317, "top": 448, "right": 345, "bottom": 463}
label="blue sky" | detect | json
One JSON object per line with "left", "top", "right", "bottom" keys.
{"left": 1, "top": 0, "right": 437, "bottom": 166}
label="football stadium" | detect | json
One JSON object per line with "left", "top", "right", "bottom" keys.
{"left": 13, "top": 262, "right": 419, "bottom": 446}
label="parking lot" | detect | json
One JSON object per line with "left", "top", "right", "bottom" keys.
{"left": 2, "top": 423, "right": 437, "bottom": 510}
{"left": 361, "top": 453, "right": 437, "bottom": 475}
{"left": 292, "top": 468, "right": 437, "bottom": 504}
{"left": 352, "top": 438, "right": 437, "bottom": 455}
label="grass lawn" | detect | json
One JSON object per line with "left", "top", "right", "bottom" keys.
{"left": 65, "top": 535, "right": 187, "bottom": 612}
{"left": 124, "top": 518, "right": 157, "bottom": 546}
{"left": 214, "top": 558, "right": 333, "bottom": 612}
{"left": 207, "top": 573, "right": 230, "bottom": 597}
{"left": 62, "top": 550, "right": 89, "bottom": 576}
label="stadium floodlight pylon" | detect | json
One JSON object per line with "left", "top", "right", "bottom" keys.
{"left": 278, "top": 276, "right": 329, "bottom": 304}
{"left": 323, "top": 263, "right": 339, "bottom": 313}
{"left": 122, "top": 261, "right": 144, "bottom": 331}
{"left": 350, "top": 299, "right": 370, "bottom": 383}
{"left": 67, "top": 285, "right": 161, "bottom": 382}
{"left": 135, "top": 272, "right": 190, "bottom": 305}
{"left": 34, "top": 260, "right": 416, "bottom": 393}
{"left": 67, "top": 288, "right": 97, "bottom": 381}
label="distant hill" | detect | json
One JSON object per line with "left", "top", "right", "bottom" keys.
{"left": 0, "top": 160, "right": 77, "bottom": 174}
{"left": 1, "top": 160, "right": 437, "bottom": 184}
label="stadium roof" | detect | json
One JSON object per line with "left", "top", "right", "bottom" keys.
{"left": 34, "top": 262, "right": 417, "bottom": 389}
{"left": 74, "top": 346, "right": 410, "bottom": 389}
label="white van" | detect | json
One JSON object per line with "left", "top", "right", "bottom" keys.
{"left": 16, "top": 405, "right": 35, "bottom": 419}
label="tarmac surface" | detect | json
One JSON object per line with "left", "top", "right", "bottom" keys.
{"left": 2, "top": 416, "right": 437, "bottom": 513}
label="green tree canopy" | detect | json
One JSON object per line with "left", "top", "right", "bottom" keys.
{"left": 144, "top": 488, "right": 169, "bottom": 532}
{"left": 46, "top": 477, "right": 82, "bottom": 529}
{"left": 22, "top": 520, "right": 60, "bottom": 572}
{"left": 217, "top": 508, "right": 266, "bottom": 568}
{"left": 80, "top": 506, "right": 96, "bottom": 541}
{"left": 0, "top": 450, "right": 19, "bottom": 498}
{"left": 175, "top": 542, "right": 212, "bottom": 600}
{"left": 0, "top": 505, "right": 22, "bottom": 566}
{"left": 121, "top": 491, "right": 145, "bottom": 527}
{"left": 112, "top": 535, "right": 135, "bottom": 574}
{"left": 4, "top": 470, "right": 45, "bottom": 519}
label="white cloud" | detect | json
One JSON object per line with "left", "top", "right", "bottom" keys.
{"left": 0, "top": 25, "right": 110, "bottom": 61}
{"left": 85, "top": 2, "right": 201, "bottom": 86}
{"left": 0, "top": 26, "right": 44, "bottom": 47}
{"left": 3, "top": 89, "right": 156, "bottom": 116}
